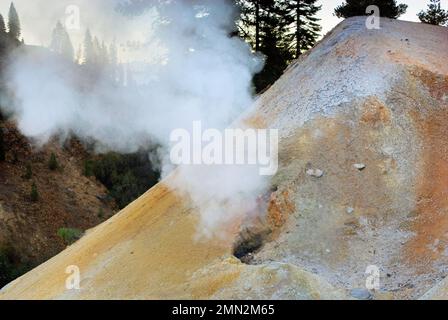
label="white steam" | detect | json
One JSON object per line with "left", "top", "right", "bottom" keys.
{"left": 3, "top": 0, "right": 270, "bottom": 238}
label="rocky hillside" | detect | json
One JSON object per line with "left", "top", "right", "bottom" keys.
{"left": 1, "top": 17, "right": 447, "bottom": 300}
{"left": 0, "top": 118, "right": 116, "bottom": 283}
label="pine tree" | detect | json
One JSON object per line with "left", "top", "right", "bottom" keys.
{"left": 75, "top": 44, "right": 82, "bottom": 64}
{"left": 253, "top": 25, "right": 290, "bottom": 92}
{"left": 48, "top": 152, "right": 58, "bottom": 171}
{"left": 30, "top": 182, "right": 39, "bottom": 202}
{"left": 335, "top": 0, "right": 407, "bottom": 19}
{"left": 50, "top": 21, "right": 74, "bottom": 61}
{"left": 281, "top": 0, "right": 321, "bottom": 58}
{"left": 93, "top": 36, "right": 101, "bottom": 65}
{"left": 238, "top": 1, "right": 290, "bottom": 50}
{"left": 50, "top": 21, "right": 61, "bottom": 49}
{"left": 61, "top": 31, "right": 74, "bottom": 61}
{"left": 418, "top": 0, "right": 448, "bottom": 26}
{"left": 8, "top": 2, "right": 21, "bottom": 40}
{"left": 24, "top": 163, "right": 32, "bottom": 179}
{"left": 83, "top": 29, "right": 95, "bottom": 65}
{"left": 237, "top": 0, "right": 262, "bottom": 51}
{"left": 0, "top": 14, "right": 6, "bottom": 35}
{"left": 0, "top": 14, "right": 6, "bottom": 49}
{"left": 238, "top": 0, "right": 292, "bottom": 92}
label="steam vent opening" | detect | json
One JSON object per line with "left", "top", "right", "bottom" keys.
{"left": 232, "top": 186, "right": 277, "bottom": 264}
{"left": 232, "top": 230, "right": 267, "bottom": 264}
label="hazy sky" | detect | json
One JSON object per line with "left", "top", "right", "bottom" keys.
{"left": 317, "top": 0, "right": 448, "bottom": 35}
{"left": 0, "top": 0, "right": 446, "bottom": 48}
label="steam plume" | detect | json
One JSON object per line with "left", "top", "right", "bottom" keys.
{"left": 2, "top": 0, "right": 269, "bottom": 238}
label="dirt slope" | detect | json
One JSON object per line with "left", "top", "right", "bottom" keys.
{"left": 1, "top": 17, "right": 448, "bottom": 300}
{"left": 0, "top": 120, "right": 115, "bottom": 266}
{"left": 0, "top": 176, "right": 344, "bottom": 299}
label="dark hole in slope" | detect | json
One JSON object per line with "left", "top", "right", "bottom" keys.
{"left": 233, "top": 185, "right": 278, "bottom": 264}
{"left": 233, "top": 229, "right": 271, "bottom": 264}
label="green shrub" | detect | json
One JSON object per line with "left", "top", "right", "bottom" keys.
{"left": 24, "top": 163, "right": 32, "bottom": 179}
{"left": 83, "top": 159, "right": 94, "bottom": 177}
{"left": 30, "top": 182, "right": 39, "bottom": 202}
{"left": 48, "top": 152, "right": 58, "bottom": 171}
{"left": 90, "top": 151, "right": 160, "bottom": 209}
{"left": 57, "top": 228, "right": 83, "bottom": 245}
{"left": 0, "top": 247, "right": 31, "bottom": 288}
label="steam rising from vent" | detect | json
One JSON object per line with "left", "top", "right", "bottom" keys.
{"left": 2, "top": 0, "right": 269, "bottom": 237}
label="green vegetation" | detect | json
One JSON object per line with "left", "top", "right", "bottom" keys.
{"left": 83, "top": 159, "right": 94, "bottom": 177}
{"left": 7, "top": 2, "right": 20, "bottom": 41}
{"left": 57, "top": 228, "right": 83, "bottom": 245}
{"left": 0, "top": 14, "right": 5, "bottom": 36}
{"left": 48, "top": 152, "right": 59, "bottom": 171}
{"left": 238, "top": 0, "right": 322, "bottom": 92}
{"left": 97, "top": 208, "right": 104, "bottom": 219}
{"left": 0, "top": 3, "right": 22, "bottom": 59}
{"left": 50, "top": 21, "right": 74, "bottom": 61}
{"left": 418, "top": 0, "right": 448, "bottom": 26}
{"left": 30, "top": 182, "right": 38, "bottom": 202}
{"left": 335, "top": 0, "right": 407, "bottom": 19}
{"left": 24, "top": 163, "right": 32, "bottom": 179}
{"left": 90, "top": 151, "right": 160, "bottom": 209}
{"left": 0, "top": 247, "right": 30, "bottom": 288}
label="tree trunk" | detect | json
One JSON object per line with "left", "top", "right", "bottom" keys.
{"left": 296, "top": 0, "right": 301, "bottom": 58}
{"left": 255, "top": 0, "right": 260, "bottom": 51}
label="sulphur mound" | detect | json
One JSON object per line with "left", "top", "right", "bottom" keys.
{"left": 1, "top": 17, "right": 448, "bottom": 300}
